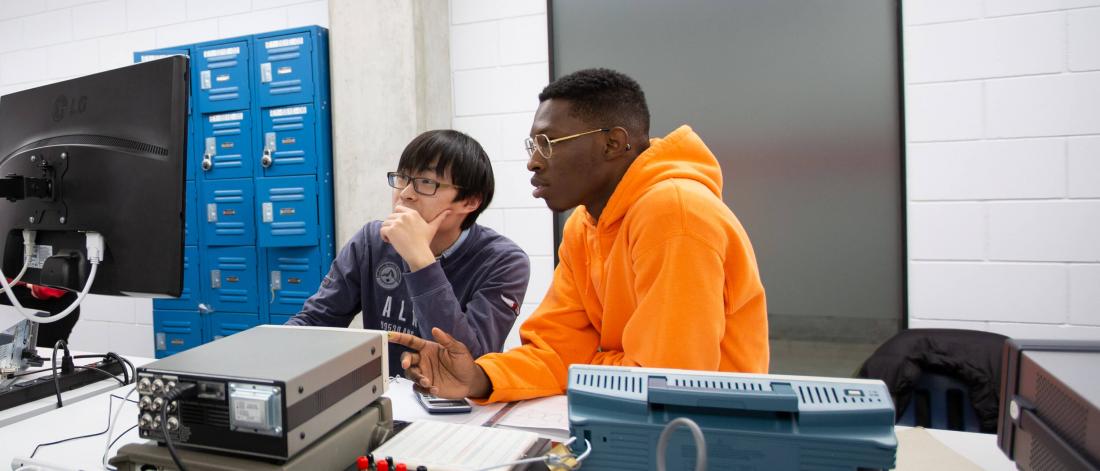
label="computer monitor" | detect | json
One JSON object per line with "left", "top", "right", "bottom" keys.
{"left": 0, "top": 56, "right": 189, "bottom": 298}
{"left": 997, "top": 339, "right": 1100, "bottom": 471}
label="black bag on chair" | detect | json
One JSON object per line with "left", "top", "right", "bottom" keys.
{"left": 857, "top": 328, "right": 1008, "bottom": 433}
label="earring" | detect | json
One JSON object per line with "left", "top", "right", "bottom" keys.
{"left": 625, "top": 143, "right": 632, "bottom": 151}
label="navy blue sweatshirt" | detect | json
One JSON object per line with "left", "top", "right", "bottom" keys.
{"left": 286, "top": 221, "right": 530, "bottom": 376}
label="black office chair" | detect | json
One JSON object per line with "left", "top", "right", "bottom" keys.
{"left": 857, "top": 328, "right": 1008, "bottom": 433}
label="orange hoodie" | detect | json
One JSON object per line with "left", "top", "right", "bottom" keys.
{"left": 474, "top": 125, "right": 769, "bottom": 403}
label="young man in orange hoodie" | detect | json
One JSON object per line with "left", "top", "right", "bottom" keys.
{"left": 390, "top": 68, "right": 769, "bottom": 403}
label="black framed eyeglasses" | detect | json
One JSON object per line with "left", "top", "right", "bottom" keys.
{"left": 387, "top": 172, "right": 462, "bottom": 196}
{"left": 524, "top": 128, "right": 610, "bottom": 160}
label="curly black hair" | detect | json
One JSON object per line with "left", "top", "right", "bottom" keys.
{"left": 538, "top": 68, "right": 650, "bottom": 135}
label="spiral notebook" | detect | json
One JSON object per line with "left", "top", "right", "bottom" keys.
{"left": 370, "top": 420, "right": 541, "bottom": 471}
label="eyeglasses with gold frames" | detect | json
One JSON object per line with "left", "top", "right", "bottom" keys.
{"left": 524, "top": 128, "right": 610, "bottom": 160}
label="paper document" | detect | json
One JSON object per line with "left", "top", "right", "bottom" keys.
{"left": 370, "top": 420, "right": 539, "bottom": 471}
{"left": 493, "top": 394, "right": 570, "bottom": 441}
{"left": 895, "top": 427, "right": 982, "bottom": 470}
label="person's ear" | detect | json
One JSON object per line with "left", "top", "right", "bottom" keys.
{"left": 455, "top": 195, "right": 481, "bottom": 215}
{"left": 605, "top": 126, "right": 631, "bottom": 160}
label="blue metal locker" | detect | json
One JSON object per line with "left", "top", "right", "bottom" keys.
{"left": 153, "top": 311, "right": 203, "bottom": 358}
{"left": 202, "top": 246, "right": 260, "bottom": 313}
{"left": 184, "top": 181, "right": 197, "bottom": 246}
{"left": 200, "top": 110, "right": 253, "bottom": 179}
{"left": 195, "top": 40, "right": 250, "bottom": 113}
{"left": 255, "top": 31, "right": 315, "bottom": 108}
{"left": 205, "top": 313, "right": 261, "bottom": 342}
{"left": 265, "top": 246, "right": 322, "bottom": 315}
{"left": 256, "top": 176, "right": 318, "bottom": 247}
{"left": 153, "top": 246, "right": 199, "bottom": 311}
{"left": 134, "top": 48, "right": 195, "bottom": 181}
{"left": 201, "top": 178, "right": 255, "bottom": 246}
{"left": 259, "top": 104, "right": 317, "bottom": 176}
{"left": 140, "top": 25, "right": 333, "bottom": 347}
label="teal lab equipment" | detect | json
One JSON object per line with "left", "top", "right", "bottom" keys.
{"left": 567, "top": 365, "right": 898, "bottom": 470}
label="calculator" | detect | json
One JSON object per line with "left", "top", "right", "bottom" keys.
{"left": 414, "top": 390, "right": 472, "bottom": 414}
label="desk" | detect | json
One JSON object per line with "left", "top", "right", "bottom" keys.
{"left": 0, "top": 379, "right": 1017, "bottom": 471}
{"left": 0, "top": 348, "right": 152, "bottom": 428}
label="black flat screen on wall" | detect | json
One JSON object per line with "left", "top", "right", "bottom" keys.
{"left": 549, "top": 0, "right": 905, "bottom": 342}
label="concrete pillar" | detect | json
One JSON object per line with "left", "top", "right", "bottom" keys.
{"left": 328, "top": 0, "right": 452, "bottom": 247}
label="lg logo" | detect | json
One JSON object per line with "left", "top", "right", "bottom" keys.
{"left": 52, "top": 94, "right": 88, "bottom": 122}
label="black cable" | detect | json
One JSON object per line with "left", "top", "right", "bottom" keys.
{"left": 109, "top": 424, "right": 139, "bottom": 450}
{"left": 29, "top": 393, "right": 138, "bottom": 458}
{"left": 14, "top": 362, "right": 127, "bottom": 385}
{"left": 161, "top": 383, "right": 197, "bottom": 471}
{"left": 74, "top": 352, "right": 136, "bottom": 385}
{"left": 105, "top": 352, "right": 130, "bottom": 384}
{"left": 51, "top": 339, "right": 66, "bottom": 408}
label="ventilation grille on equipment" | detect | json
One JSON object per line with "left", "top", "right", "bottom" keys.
{"left": 572, "top": 372, "right": 643, "bottom": 393}
{"left": 1035, "top": 372, "right": 1087, "bottom": 452}
{"left": 8, "top": 134, "right": 169, "bottom": 160}
{"left": 180, "top": 400, "right": 230, "bottom": 428}
{"left": 670, "top": 378, "right": 763, "bottom": 391}
{"left": 797, "top": 385, "right": 881, "bottom": 405}
{"left": 1030, "top": 433, "right": 1071, "bottom": 471}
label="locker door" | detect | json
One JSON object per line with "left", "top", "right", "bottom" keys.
{"left": 268, "top": 314, "right": 292, "bottom": 325}
{"left": 153, "top": 311, "right": 203, "bottom": 358}
{"left": 200, "top": 111, "right": 252, "bottom": 180}
{"left": 153, "top": 246, "right": 199, "bottom": 311}
{"left": 266, "top": 246, "right": 322, "bottom": 315}
{"left": 195, "top": 41, "right": 250, "bottom": 113}
{"left": 256, "top": 32, "right": 314, "bottom": 107}
{"left": 260, "top": 104, "right": 316, "bottom": 177}
{"left": 206, "top": 313, "right": 261, "bottom": 341}
{"left": 256, "top": 176, "right": 318, "bottom": 247}
{"left": 184, "top": 181, "right": 197, "bottom": 246}
{"left": 201, "top": 179, "right": 255, "bottom": 246}
{"left": 202, "top": 246, "right": 259, "bottom": 313}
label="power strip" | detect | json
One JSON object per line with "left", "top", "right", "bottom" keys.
{"left": 0, "top": 357, "right": 125, "bottom": 412}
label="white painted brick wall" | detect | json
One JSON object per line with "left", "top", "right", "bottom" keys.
{"left": 905, "top": 82, "right": 983, "bottom": 142}
{"left": 986, "top": 72, "right": 1100, "bottom": 138}
{"left": 988, "top": 202, "right": 1100, "bottom": 262}
{"left": 0, "top": 0, "right": 330, "bottom": 357}
{"left": 906, "top": 1, "right": 1100, "bottom": 341}
{"left": 1068, "top": 7, "right": 1100, "bottom": 71}
{"left": 449, "top": 0, "right": 552, "bottom": 348}
{"left": 905, "top": 13, "right": 1064, "bottom": 83}
{"left": 909, "top": 262, "right": 1068, "bottom": 323}
{"left": 902, "top": 0, "right": 982, "bottom": 25}
{"left": 1068, "top": 137, "right": 1100, "bottom": 197}
{"left": 908, "top": 139, "right": 1066, "bottom": 200}
{"left": 907, "top": 203, "right": 986, "bottom": 260}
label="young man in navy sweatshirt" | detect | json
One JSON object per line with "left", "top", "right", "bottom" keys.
{"left": 286, "top": 130, "right": 530, "bottom": 375}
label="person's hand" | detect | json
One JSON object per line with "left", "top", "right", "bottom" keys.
{"left": 388, "top": 327, "right": 492, "bottom": 399}
{"left": 379, "top": 206, "right": 451, "bottom": 271}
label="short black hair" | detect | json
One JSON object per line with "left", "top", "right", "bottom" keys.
{"left": 538, "top": 68, "right": 650, "bottom": 135}
{"left": 397, "top": 130, "right": 494, "bottom": 230}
